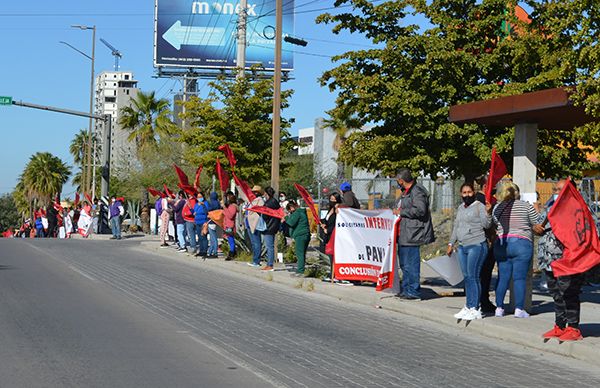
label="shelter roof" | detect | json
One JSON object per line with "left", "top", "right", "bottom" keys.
{"left": 449, "top": 87, "right": 597, "bottom": 130}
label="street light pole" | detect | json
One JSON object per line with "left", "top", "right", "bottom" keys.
{"left": 71, "top": 24, "right": 96, "bottom": 197}
{"left": 271, "top": 0, "right": 282, "bottom": 194}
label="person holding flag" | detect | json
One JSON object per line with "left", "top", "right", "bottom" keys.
{"left": 245, "top": 185, "right": 265, "bottom": 267}
{"left": 538, "top": 179, "right": 600, "bottom": 341}
{"left": 222, "top": 192, "right": 239, "bottom": 261}
{"left": 260, "top": 187, "right": 282, "bottom": 271}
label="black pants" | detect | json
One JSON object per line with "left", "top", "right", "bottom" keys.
{"left": 544, "top": 270, "right": 585, "bottom": 328}
{"left": 479, "top": 244, "right": 495, "bottom": 305}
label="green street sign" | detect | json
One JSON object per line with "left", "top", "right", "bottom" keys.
{"left": 0, "top": 96, "right": 12, "bottom": 105}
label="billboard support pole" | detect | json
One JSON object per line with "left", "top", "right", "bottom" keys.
{"left": 271, "top": 0, "right": 282, "bottom": 194}
{"left": 236, "top": 0, "right": 248, "bottom": 79}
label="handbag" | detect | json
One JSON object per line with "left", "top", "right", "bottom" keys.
{"left": 201, "top": 222, "right": 209, "bottom": 236}
{"left": 255, "top": 215, "right": 267, "bottom": 232}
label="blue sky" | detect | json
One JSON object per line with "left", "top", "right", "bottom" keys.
{"left": 0, "top": 0, "right": 381, "bottom": 196}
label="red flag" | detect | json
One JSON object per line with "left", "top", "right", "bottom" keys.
{"left": 163, "top": 184, "right": 175, "bottom": 199}
{"left": 2, "top": 229, "right": 13, "bottom": 238}
{"left": 294, "top": 183, "right": 321, "bottom": 225}
{"left": 84, "top": 192, "right": 93, "bottom": 204}
{"left": 548, "top": 179, "right": 600, "bottom": 276}
{"left": 173, "top": 164, "right": 190, "bottom": 187}
{"left": 215, "top": 158, "right": 230, "bottom": 193}
{"left": 248, "top": 205, "right": 284, "bottom": 219}
{"left": 74, "top": 193, "right": 80, "bottom": 207}
{"left": 485, "top": 147, "right": 507, "bottom": 203}
{"left": 232, "top": 172, "right": 256, "bottom": 202}
{"left": 147, "top": 187, "right": 165, "bottom": 198}
{"left": 194, "top": 164, "right": 203, "bottom": 190}
{"left": 116, "top": 197, "right": 125, "bottom": 203}
{"left": 178, "top": 183, "right": 198, "bottom": 197}
{"left": 218, "top": 144, "right": 237, "bottom": 168}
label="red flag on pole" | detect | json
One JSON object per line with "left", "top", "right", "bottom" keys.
{"left": 485, "top": 147, "right": 507, "bottom": 203}
{"left": 194, "top": 164, "right": 203, "bottom": 191}
{"left": 294, "top": 183, "right": 321, "bottom": 225}
{"left": 232, "top": 172, "right": 256, "bottom": 202}
{"left": 74, "top": 193, "right": 80, "bottom": 207}
{"left": 247, "top": 205, "right": 284, "bottom": 219}
{"left": 218, "top": 144, "right": 237, "bottom": 168}
{"left": 547, "top": 179, "right": 600, "bottom": 276}
{"left": 84, "top": 192, "right": 93, "bottom": 204}
{"left": 147, "top": 187, "right": 165, "bottom": 198}
{"left": 173, "top": 164, "right": 190, "bottom": 187}
{"left": 177, "top": 183, "right": 197, "bottom": 197}
{"left": 215, "top": 158, "right": 230, "bottom": 193}
{"left": 163, "top": 184, "right": 175, "bottom": 199}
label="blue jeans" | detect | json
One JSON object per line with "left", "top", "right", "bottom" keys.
{"left": 185, "top": 222, "right": 196, "bottom": 251}
{"left": 263, "top": 233, "right": 276, "bottom": 266}
{"left": 176, "top": 223, "right": 186, "bottom": 249}
{"left": 399, "top": 245, "right": 421, "bottom": 298}
{"left": 249, "top": 229, "right": 262, "bottom": 265}
{"left": 110, "top": 217, "right": 121, "bottom": 238}
{"left": 36, "top": 227, "right": 45, "bottom": 238}
{"left": 207, "top": 225, "right": 218, "bottom": 255}
{"left": 458, "top": 242, "right": 488, "bottom": 309}
{"left": 227, "top": 236, "right": 236, "bottom": 254}
{"left": 494, "top": 237, "right": 533, "bottom": 310}
{"left": 195, "top": 224, "right": 208, "bottom": 255}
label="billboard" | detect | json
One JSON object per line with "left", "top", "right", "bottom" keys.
{"left": 154, "top": 0, "right": 295, "bottom": 70}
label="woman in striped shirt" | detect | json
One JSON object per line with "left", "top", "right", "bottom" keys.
{"left": 492, "top": 182, "right": 542, "bottom": 318}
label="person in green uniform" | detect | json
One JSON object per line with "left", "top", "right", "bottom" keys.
{"left": 285, "top": 200, "right": 311, "bottom": 275}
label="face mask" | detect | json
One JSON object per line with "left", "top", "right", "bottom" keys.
{"left": 198, "top": 197, "right": 204, "bottom": 202}
{"left": 462, "top": 195, "right": 476, "bottom": 206}
{"left": 279, "top": 196, "right": 286, "bottom": 201}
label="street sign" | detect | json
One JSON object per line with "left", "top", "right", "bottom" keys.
{"left": 153, "top": 0, "right": 295, "bottom": 71}
{"left": 0, "top": 96, "right": 12, "bottom": 105}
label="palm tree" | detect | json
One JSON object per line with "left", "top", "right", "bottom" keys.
{"left": 21, "top": 152, "right": 71, "bottom": 207}
{"left": 323, "top": 110, "right": 361, "bottom": 180}
{"left": 69, "top": 129, "right": 88, "bottom": 165}
{"left": 118, "top": 91, "right": 174, "bottom": 153}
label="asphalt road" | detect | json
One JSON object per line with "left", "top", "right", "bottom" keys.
{"left": 1, "top": 239, "right": 599, "bottom": 388}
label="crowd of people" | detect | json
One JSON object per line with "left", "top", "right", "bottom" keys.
{"left": 447, "top": 176, "right": 593, "bottom": 342}
{"left": 5, "top": 167, "right": 595, "bottom": 343}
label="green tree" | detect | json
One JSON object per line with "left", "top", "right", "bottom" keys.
{"left": 317, "top": 0, "right": 600, "bottom": 179}
{"left": 20, "top": 152, "right": 71, "bottom": 207}
{"left": 118, "top": 91, "right": 175, "bottom": 154}
{"left": 0, "top": 193, "right": 20, "bottom": 231}
{"left": 179, "top": 74, "right": 295, "bottom": 184}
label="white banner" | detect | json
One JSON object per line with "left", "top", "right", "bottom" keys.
{"left": 334, "top": 208, "right": 398, "bottom": 283}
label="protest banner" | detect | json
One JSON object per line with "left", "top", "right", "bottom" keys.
{"left": 334, "top": 208, "right": 397, "bottom": 282}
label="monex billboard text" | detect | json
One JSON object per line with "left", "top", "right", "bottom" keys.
{"left": 154, "top": 0, "right": 295, "bottom": 71}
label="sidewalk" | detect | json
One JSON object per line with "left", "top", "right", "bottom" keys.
{"left": 138, "top": 241, "right": 600, "bottom": 367}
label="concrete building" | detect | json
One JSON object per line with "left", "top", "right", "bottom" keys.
{"left": 94, "top": 71, "right": 139, "bottom": 175}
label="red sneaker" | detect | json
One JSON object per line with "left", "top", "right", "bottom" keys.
{"left": 261, "top": 266, "right": 274, "bottom": 272}
{"left": 558, "top": 326, "right": 583, "bottom": 342}
{"left": 542, "top": 325, "right": 565, "bottom": 339}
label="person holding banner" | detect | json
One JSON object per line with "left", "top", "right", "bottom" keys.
{"left": 448, "top": 183, "right": 492, "bottom": 320}
{"left": 492, "top": 182, "right": 542, "bottom": 318}
{"left": 394, "top": 168, "right": 435, "bottom": 300}
{"left": 321, "top": 192, "right": 342, "bottom": 281}
{"left": 285, "top": 201, "right": 311, "bottom": 276}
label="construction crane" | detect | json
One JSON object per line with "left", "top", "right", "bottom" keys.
{"left": 99, "top": 38, "right": 122, "bottom": 71}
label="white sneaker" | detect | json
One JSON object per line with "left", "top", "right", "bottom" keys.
{"left": 463, "top": 308, "right": 483, "bottom": 321}
{"left": 495, "top": 307, "right": 505, "bottom": 317}
{"left": 453, "top": 306, "right": 469, "bottom": 319}
{"left": 514, "top": 308, "right": 530, "bottom": 318}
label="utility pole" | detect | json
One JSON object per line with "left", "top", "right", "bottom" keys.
{"left": 271, "top": 0, "right": 283, "bottom": 194}
{"left": 236, "top": 0, "right": 247, "bottom": 79}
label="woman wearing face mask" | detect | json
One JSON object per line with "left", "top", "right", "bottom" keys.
{"left": 448, "top": 183, "right": 492, "bottom": 320}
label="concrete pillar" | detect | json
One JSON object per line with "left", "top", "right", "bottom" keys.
{"left": 510, "top": 122, "right": 538, "bottom": 313}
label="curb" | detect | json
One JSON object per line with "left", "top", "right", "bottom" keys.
{"left": 137, "top": 241, "right": 600, "bottom": 367}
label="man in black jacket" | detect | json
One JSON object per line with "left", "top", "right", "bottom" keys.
{"left": 261, "top": 186, "right": 282, "bottom": 271}
{"left": 394, "top": 168, "right": 435, "bottom": 300}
